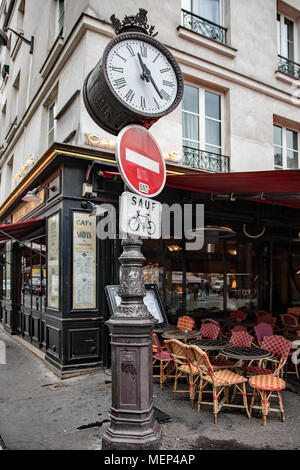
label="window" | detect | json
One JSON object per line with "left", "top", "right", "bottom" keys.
{"left": 277, "top": 12, "right": 300, "bottom": 79}
{"left": 182, "top": 0, "right": 221, "bottom": 24}
{"left": 182, "top": 84, "right": 228, "bottom": 171}
{"left": 181, "top": 0, "right": 226, "bottom": 44}
{"left": 183, "top": 84, "right": 222, "bottom": 153}
{"left": 274, "top": 125, "right": 299, "bottom": 169}
{"left": 277, "top": 13, "right": 294, "bottom": 61}
{"left": 48, "top": 102, "right": 56, "bottom": 145}
{"left": 6, "top": 155, "right": 14, "bottom": 193}
{"left": 56, "top": 0, "right": 64, "bottom": 36}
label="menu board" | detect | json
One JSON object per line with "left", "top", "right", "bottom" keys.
{"left": 72, "top": 212, "right": 96, "bottom": 309}
{"left": 47, "top": 213, "right": 60, "bottom": 309}
{"left": 105, "top": 284, "right": 169, "bottom": 326}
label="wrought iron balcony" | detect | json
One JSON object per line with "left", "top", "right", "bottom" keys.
{"left": 183, "top": 146, "right": 230, "bottom": 173}
{"left": 181, "top": 9, "right": 227, "bottom": 44}
{"left": 278, "top": 55, "right": 300, "bottom": 80}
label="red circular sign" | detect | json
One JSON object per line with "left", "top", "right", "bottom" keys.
{"left": 116, "top": 125, "right": 166, "bottom": 198}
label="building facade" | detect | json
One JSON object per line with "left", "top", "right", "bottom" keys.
{"left": 0, "top": 0, "right": 299, "bottom": 375}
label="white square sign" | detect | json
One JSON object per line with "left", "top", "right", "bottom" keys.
{"left": 119, "top": 191, "right": 162, "bottom": 239}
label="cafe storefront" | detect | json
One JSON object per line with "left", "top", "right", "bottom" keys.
{"left": 0, "top": 142, "right": 300, "bottom": 376}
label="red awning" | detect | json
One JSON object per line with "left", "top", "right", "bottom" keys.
{"left": 166, "top": 170, "right": 300, "bottom": 209}
{"left": 0, "top": 218, "right": 45, "bottom": 243}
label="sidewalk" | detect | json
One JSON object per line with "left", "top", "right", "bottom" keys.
{"left": 1, "top": 329, "right": 300, "bottom": 450}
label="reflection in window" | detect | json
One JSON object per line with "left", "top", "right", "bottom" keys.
{"left": 21, "top": 238, "right": 46, "bottom": 312}
{"left": 274, "top": 124, "right": 298, "bottom": 169}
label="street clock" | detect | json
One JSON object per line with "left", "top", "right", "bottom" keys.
{"left": 83, "top": 10, "right": 184, "bottom": 135}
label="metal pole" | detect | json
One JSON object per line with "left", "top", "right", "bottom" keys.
{"left": 102, "top": 237, "right": 161, "bottom": 450}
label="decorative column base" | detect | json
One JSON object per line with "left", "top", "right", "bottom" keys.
{"left": 102, "top": 317, "right": 161, "bottom": 450}
{"left": 102, "top": 238, "right": 161, "bottom": 450}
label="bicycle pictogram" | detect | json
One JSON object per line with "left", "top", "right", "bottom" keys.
{"left": 128, "top": 211, "right": 156, "bottom": 236}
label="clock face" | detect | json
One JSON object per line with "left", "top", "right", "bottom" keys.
{"left": 105, "top": 38, "right": 179, "bottom": 116}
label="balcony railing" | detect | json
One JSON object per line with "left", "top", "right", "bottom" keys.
{"left": 278, "top": 55, "right": 300, "bottom": 80}
{"left": 183, "top": 146, "right": 230, "bottom": 173}
{"left": 181, "top": 9, "right": 227, "bottom": 44}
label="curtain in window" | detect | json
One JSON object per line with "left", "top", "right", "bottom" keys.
{"left": 193, "top": 0, "right": 220, "bottom": 23}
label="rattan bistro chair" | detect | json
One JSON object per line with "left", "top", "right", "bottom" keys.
{"left": 164, "top": 339, "right": 200, "bottom": 408}
{"left": 177, "top": 315, "right": 197, "bottom": 331}
{"left": 152, "top": 333, "right": 174, "bottom": 389}
{"left": 188, "top": 344, "right": 250, "bottom": 424}
{"left": 249, "top": 375, "right": 286, "bottom": 426}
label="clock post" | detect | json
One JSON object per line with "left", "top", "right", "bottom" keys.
{"left": 83, "top": 9, "right": 183, "bottom": 450}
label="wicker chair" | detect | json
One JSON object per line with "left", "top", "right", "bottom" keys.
{"left": 230, "top": 310, "right": 248, "bottom": 321}
{"left": 188, "top": 344, "right": 250, "bottom": 424}
{"left": 177, "top": 315, "right": 196, "bottom": 331}
{"left": 249, "top": 375, "right": 287, "bottom": 426}
{"left": 199, "top": 322, "right": 221, "bottom": 340}
{"left": 254, "top": 322, "right": 273, "bottom": 346}
{"left": 152, "top": 333, "right": 174, "bottom": 389}
{"left": 164, "top": 339, "right": 199, "bottom": 408}
{"left": 247, "top": 335, "right": 292, "bottom": 378}
{"left": 280, "top": 313, "right": 299, "bottom": 336}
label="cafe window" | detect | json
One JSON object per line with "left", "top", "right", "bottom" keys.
{"left": 21, "top": 237, "right": 46, "bottom": 313}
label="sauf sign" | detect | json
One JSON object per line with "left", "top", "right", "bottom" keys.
{"left": 116, "top": 124, "right": 165, "bottom": 239}
{"left": 120, "top": 191, "right": 162, "bottom": 239}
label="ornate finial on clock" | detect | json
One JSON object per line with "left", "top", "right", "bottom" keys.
{"left": 110, "top": 8, "right": 158, "bottom": 37}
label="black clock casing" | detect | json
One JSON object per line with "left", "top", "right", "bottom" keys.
{"left": 83, "top": 31, "right": 184, "bottom": 136}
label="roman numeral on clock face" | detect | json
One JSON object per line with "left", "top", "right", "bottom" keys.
{"left": 141, "top": 96, "right": 146, "bottom": 109}
{"left": 126, "top": 45, "right": 135, "bottom": 57}
{"left": 163, "top": 80, "right": 174, "bottom": 88}
{"left": 160, "top": 67, "right": 171, "bottom": 73}
{"left": 160, "top": 89, "right": 171, "bottom": 101}
{"left": 140, "top": 45, "right": 147, "bottom": 58}
{"left": 113, "top": 77, "right": 127, "bottom": 89}
{"left": 124, "top": 89, "right": 135, "bottom": 102}
{"left": 111, "top": 66, "right": 123, "bottom": 73}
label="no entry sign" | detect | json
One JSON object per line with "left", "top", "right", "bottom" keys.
{"left": 116, "top": 125, "right": 166, "bottom": 198}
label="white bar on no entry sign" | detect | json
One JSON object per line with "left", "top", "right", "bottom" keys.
{"left": 125, "top": 148, "right": 160, "bottom": 174}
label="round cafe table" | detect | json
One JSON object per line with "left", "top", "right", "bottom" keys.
{"left": 162, "top": 329, "right": 200, "bottom": 343}
{"left": 188, "top": 338, "right": 229, "bottom": 352}
{"left": 220, "top": 345, "right": 272, "bottom": 377}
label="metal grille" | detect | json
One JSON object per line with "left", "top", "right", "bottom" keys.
{"left": 278, "top": 55, "right": 300, "bottom": 80}
{"left": 182, "top": 9, "right": 227, "bottom": 44}
{"left": 183, "top": 146, "right": 230, "bottom": 172}
{"left": 222, "top": 345, "right": 272, "bottom": 360}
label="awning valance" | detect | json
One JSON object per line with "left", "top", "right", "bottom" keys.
{"left": 101, "top": 169, "right": 300, "bottom": 210}
{"left": 166, "top": 169, "right": 300, "bottom": 209}
{"left": 0, "top": 218, "right": 45, "bottom": 243}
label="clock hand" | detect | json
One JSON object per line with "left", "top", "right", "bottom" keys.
{"left": 137, "top": 52, "right": 150, "bottom": 83}
{"left": 137, "top": 53, "right": 163, "bottom": 100}
{"left": 148, "top": 74, "right": 163, "bottom": 100}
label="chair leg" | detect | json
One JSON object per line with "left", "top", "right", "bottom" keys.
{"left": 172, "top": 371, "right": 178, "bottom": 400}
{"left": 213, "top": 387, "right": 218, "bottom": 424}
{"left": 189, "top": 375, "right": 195, "bottom": 408}
{"left": 278, "top": 391, "right": 285, "bottom": 422}
{"left": 198, "top": 377, "right": 203, "bottom": 412}
{"left": 160, "top": 360, "right": 164, "bottom": 390}
{"left": 296, "top": 363, "right": 299, "bottom": 382}
{"left": 224, "top": 386, "right": 229, "bottom": 404}
{"left": 242, "top": 382, "right": 250, "bottom": 418}
{"left": 249, "top": 388, "right": 256, "bottom": 417}
{"left": 262, "top": 391, "right": 268, "bottom": 426}
{"left": 231, "top": 385, "right": 237, "bottom": 403}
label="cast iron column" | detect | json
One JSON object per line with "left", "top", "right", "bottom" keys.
{"left": 102, "top": 237, "right": 161, "bottom": 450}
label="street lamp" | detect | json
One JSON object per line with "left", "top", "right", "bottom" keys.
{"left": 0, "top": 27, "right": 34, "bottom": 54}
